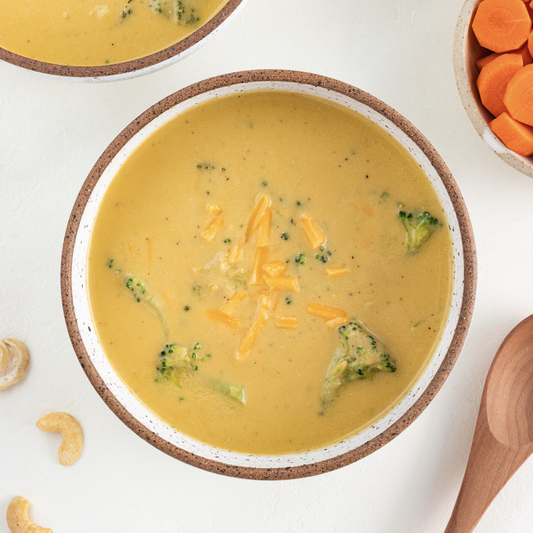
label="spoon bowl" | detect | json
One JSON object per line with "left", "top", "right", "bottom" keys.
{"left": 445, "top": 314, "right": 533, "bottom": 532}
{"left": 486, "top": 317, "right": 533, "bottom": 448}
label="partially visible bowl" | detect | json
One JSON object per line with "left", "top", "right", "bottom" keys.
{"left": 61, "top": 70, "right": 477, "bottom": 479}
{"left": 454, "top": 0, "right": 533, "bottom": 177}
{"left": 0, "top": 0, "right": 246, "bottom": 82}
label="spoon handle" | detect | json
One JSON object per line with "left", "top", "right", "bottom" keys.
{"left": 444, "top": 409, "right": 533, "bottom": 533}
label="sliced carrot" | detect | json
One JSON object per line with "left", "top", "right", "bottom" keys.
{"left": 477, "top": 43, "right": 532, "bottom": 70}
{"left": 472, "top": 0, "right": 531, "bottom": 53}
{"left": 525, "top": 0, "right": 533, "bottom": 21}
{"left": 520, "top": 40, "right": 533, "bottom": 64}
{"left": 477, "top": 52, "right": 501, "bottom": 70}
{"left": 477, "top": 53, "right": 523, "bottom": 116}
{"left": 527, "top": 31, "right": 533, "bottom": 62}
{"left": 513, "top": 40, "right": 533, "bottom": 67}
{"left": 489, "top": 111, "right": 533, "bottom": 155}
{"left": 503, "top": 63, "right": 533, "bottom": 125}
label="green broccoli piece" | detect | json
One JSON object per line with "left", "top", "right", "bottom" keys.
{"left": 174, "top": 0, "right": 185, "bottom": 22}
{"left": 185, "top": 12, "right": 199, "bottom": 24}
{"left": 157, "top": 343, "right": 245, "bottom": 405}
{"left": 322, "top": 321, "right": 396, "bottom": 408}
{"left": 107, "top": 258, "right": 167, "bottom": 334}
{"left": 125, "top": 276, "right": 146, "bottom": 302}
{"left": 120, "top": 0, "right": 134, "bottom": 18}
{"left": 203, "top": 376, "right": 246, "bottom": 405}
{"left": 157, "top": 343, "right": 197, "bottom": 387}
{"left": 148, "top": 0, "right": 163, "bottom": 13}
{"left": 398, "top": 211, "right": 439, "bottom": 253}
{"left": 146, "top": 0, "right": 197, "bottom": 23}
{"left": 294, "top": 253, "right": 306, "bottom": 265}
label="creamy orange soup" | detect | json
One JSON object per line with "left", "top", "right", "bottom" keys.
{"left": 87, "top": 91, "right": 453, "bottom": 455}
{"left": 0, "top": 0, "right": 228, "bottom": 66}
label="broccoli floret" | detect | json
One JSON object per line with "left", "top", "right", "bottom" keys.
{"left": 204, "top": 376, "right": 245, "bottom": 405}
{"left": 174, "top": 0, "right": 185, "bottom": 22}
{"left": 157, "top": 343, "right": 197, "bottom": 387}
{"left": 321, "top": 321, "right": 396, "bottom": 408}
{"left": 185, "top": 12, "right": 199, "bottom": 25}
{"left": 107, "top": 258, "right": 167, "bottom": 334}
{"left": 294, "top": 253, "right": 306, "bottom": 265}
{"left": 157, "top": 343, "right": 244, "bottom": 404}
{"left": 120, "top": 0, "right": 133, "bottom": 18}
{"left": 148, "top": 0, "right": 163, "bottom": 13}
{"left": 125, "top": 276, "right": 146, "bottom": 302}
{"left": 398, "top": 211, "right": 438, "bottom": 253}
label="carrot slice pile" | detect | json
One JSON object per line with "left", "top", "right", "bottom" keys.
{"left": 477, "top": 53, "right": 523, "bottom": 116}
{"left": 490, "top": 111, "right": 533, "bottom": 155}
{"left": 503, "top": 63, "right": 533, "bottom": 125}
{"left": 471, "top": 0, "right": 533, "bottom": 156}
{"left": 472, "top": 0, "right": 531, "bottom": 53}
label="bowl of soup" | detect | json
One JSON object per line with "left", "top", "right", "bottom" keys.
{"left": 0, "top": 0, "right": 246, "bottom": 81}
{"left": 61, "top": 70, "right": 477, "bottom": 479}
{"left": 453, "top": 0, "right": 533, "bottom": 177}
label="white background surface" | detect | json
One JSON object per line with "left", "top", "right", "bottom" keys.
{"left": 2, "top": 1, "right": 533, "bottom": 532}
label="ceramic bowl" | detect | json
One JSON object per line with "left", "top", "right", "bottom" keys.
{"left": 454, "top": 0, "right": 533, "bottom": 177}
{"left": 0, "top": 0, "right": 246, "bottom": 82}
{"left": 61, "top": 70, "right": 477, "bottom": 479}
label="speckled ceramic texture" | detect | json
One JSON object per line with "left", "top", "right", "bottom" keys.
{"left": 61, "top": 70, "right": 477, "bottom": 479}
{"left": 0, "top": 0, "right": 246, "bottom": 82}
{"left": 453, "top": 0, "right": 533, "bottom": 178}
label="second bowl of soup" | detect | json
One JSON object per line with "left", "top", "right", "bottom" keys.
{"left": 62, "top": 70, "right": 476, "bottom": 479}
{"left": 0, "top": 0, "right": 246, "bottom": 80}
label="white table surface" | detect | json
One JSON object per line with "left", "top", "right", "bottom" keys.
{"left": 2, "top": 1, "right": 533, "bottom": 532}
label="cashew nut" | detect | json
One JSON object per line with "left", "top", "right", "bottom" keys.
{"left": 36, "top": 412, "right": 83, "bottom": 466}
{"left": 6, "top": 497, "right": 52, "bottom": 533}
{"left": 0, "top": 339, "right": 29, "bottom": 390}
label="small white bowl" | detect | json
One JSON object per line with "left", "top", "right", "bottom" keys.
{"left": 454, "top": 0, "right": 533, "bottom": 177}
{"left": 61, "top": 70, "right": 477, "bottom": 479}
{"left": 0, "top": 0, "right": 247, "bottom": 82}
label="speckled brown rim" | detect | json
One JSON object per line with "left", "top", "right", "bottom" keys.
{"left": 453, "top": 0, "right": 533, "bottom": 177}
{"left": 61, "top": 70, "right": 477, "bottom": 480}
{"left": 0, "top": 0, "right": 245, "bottom": 81}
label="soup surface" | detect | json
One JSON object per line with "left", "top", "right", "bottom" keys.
{"left": 87, "top": 90, "right": 453, "bottom": 455}
{"left": 0, "top": 0, "right": 228, "bottom": 66}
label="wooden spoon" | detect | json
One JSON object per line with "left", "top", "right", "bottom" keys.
{"left": 445, "top": 314, "right": 533, "bottom": 533}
